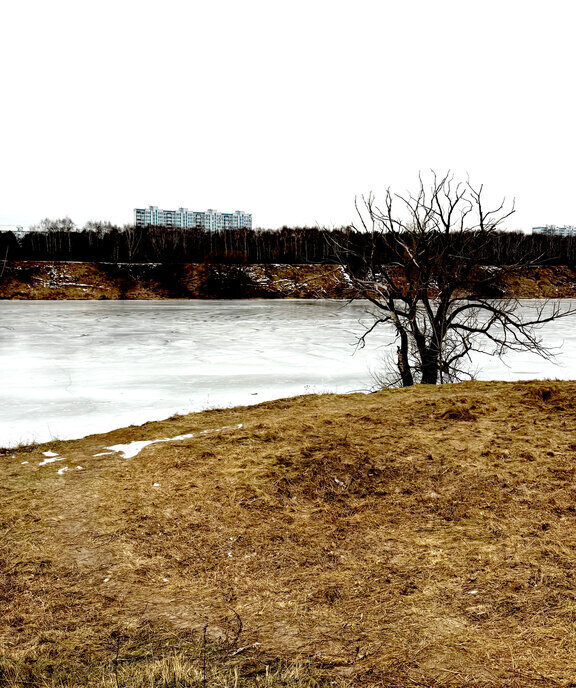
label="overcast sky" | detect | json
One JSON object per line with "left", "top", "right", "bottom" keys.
{"left": 1, "top": 0, "right": 574, "bottom": 231}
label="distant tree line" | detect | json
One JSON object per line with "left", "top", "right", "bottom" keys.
{"left": 2, "top": 218, "right": 576, "bottom": 265}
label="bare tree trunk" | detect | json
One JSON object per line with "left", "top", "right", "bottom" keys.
{"left": 397, "top": 329, "right": 414, "bottom": 387}
{"left": 420, "top": 349, "right": 439, "bottom": 385}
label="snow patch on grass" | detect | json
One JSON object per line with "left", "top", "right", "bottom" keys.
{"left": 39, "top": 455, "right": 65, "bottom": 466}
{"left": 104, "top": 423, "right": 243, "bottom": 459}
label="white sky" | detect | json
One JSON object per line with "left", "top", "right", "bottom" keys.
{"left": 1, "top": 0, "right": 575, "bottom": 231}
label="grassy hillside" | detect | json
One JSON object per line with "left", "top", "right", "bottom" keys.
{"left": 2, "top": 381, "right": 576, "bottom": 686}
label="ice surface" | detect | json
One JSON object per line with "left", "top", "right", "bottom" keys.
{"left": 1, "top": 299, "right": 575, "bottom": 448}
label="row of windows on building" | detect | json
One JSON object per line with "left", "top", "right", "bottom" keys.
{"left": 532, "top": 225, "right": 576, "bottom": 237}
{"left": 134, "top": 206, "right": 252, "bottom": 231}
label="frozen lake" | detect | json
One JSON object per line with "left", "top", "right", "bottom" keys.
{"left": 1, "top": 299, "right": 575, "bottom": 447}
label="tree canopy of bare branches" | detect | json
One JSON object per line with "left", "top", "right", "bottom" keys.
{"left": 4, "top": 218, "right": 576, "bottom": 265}
{"left": 342, "top": 173, "right": 575, "bottom": 387}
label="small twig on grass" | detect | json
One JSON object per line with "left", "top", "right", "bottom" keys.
{"left": 110, "top": 630, "right": 126, "bottom": 688}
{"left": 202, "top": 623, "right": 208, "bottom": 688}
{"left": 227, "top": 607, "right": 243, "bottom": 649}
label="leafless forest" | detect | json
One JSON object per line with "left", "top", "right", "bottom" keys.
{"left": 2, "top": 223, "right": 576, "bottom": 265}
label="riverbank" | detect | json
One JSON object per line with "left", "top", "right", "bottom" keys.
{"left": 0, "top": 262, "right": 354, "bottom": 299}
{"left": 2, "top": 380, "right": 576, "bottom": 686}
{"left": 2, "top": 261, "right": 576, "bottom": 299}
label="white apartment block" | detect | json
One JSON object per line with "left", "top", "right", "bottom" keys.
{"left": 134, "top": 206, "right": 252, "bottom": 231}
{"left": 532, "top": 225, "right": 576, "bottom": 237}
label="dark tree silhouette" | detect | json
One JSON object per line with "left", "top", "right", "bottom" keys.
{"left": 341, "top": 173, "right": 576, "bottom": 387}
{"left": 3, "top": 220, "right": 576, "bottom": 266}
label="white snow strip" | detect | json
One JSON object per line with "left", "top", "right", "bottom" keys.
{"left": 93, "top": 451, "right": 114, "bottom": 457}
{"left": 104, "top": 423, "right": 243, "bottom": 459}
{"left": 166, "top": 432, "right": 195, "bottom": 441}
{"left": 76, "top": 466, "right": 84, "bottom": 470}
{"left": 43, "top": 451, "right": 59, "bottom": 457}
{"left": 39, "top": 456, "right": 65, "bottom": 466}
{"left": 21, "top": 461, "right": 29, "bottom": 465}
{"left": 105, "top": 440, "right": 156, "bottom": 460}
{"left": 57, "top": 466, "right": 68, "bottom": 475}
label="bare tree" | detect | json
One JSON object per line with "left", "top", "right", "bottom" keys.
{"left": 340, "top": 173, "right": 575, "bottom": 387}
{"left": 30, "top": 217, "right": 76, "bottom": 233}
{"left": 123, "top": 225, "right": 142, "bottom": 263}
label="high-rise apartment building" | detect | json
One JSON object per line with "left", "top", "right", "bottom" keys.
{"left": 134, "top": 206, "right": 252, "bottom": 230}
{"left": 532, "top": 225, "right": 576, "bottom": 236}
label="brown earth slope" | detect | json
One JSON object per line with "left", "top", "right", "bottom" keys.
{"left": 3, "top": 381, "right": 576, "bottom": 686}
{"left": 0, "top": 262, "right": 354, "bottom": 300}
{"left": 2, "top": 262, "right": 576, "bottom": 299}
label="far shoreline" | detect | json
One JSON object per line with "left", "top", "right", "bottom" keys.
{"left": 2, "top": 261, "right": 576, "bottom": 300}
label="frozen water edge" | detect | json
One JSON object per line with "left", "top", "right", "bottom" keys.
{"left": 1, "top": 299, "right": 575, "bottom": 448}
{"left": 0, "top": 300, "right": 384, "bottom": 447}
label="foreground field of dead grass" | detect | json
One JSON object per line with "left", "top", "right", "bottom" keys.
{"left": 2, "top": 381, "right": 576, "bottom": 686}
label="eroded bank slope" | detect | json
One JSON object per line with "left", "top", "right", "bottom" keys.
{"left": 2, "top": 261, "right": 576, "bottom": 299}
{"left": 0, "top": 262, "right": 353, "bottom": 299}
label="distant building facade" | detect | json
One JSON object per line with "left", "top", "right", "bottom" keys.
{"left": 532, "top": 225, "right": 576, "bottom": 237}
{"left": 134, "top": 206, "right": 252, "bottom": 231}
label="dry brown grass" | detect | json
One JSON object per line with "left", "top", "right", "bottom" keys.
{"left": 3, "top": 381, "right": 576, "bottom": 686}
